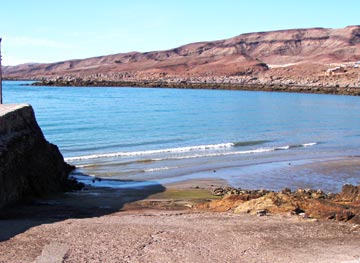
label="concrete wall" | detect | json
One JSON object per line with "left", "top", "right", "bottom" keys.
{"left": 0, "top": 104, "right": 73, "bottom": 209}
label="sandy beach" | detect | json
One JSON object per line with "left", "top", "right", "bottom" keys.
{"left": 0, "top": 157, "right": 360, "bottom": 263}
{"left": 1, "top": 210, "right": 360, "bottom": 263}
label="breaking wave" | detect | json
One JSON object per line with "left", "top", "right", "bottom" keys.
{"left": 65, "top": 141, "right": 317, "bottom": 162}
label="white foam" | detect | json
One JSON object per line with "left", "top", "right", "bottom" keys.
{"left": 143, "top": 166, "right": 176, "bottom": 172}
{"left": 302, "top": 142, "right": 317, "bottom": 147}
{"left": 276, "top": 146, "right": 290, "bottom": 150}
{"left": 65, "top": 142, "right": 317, "bottom": 162}
{"left": 147, "top": 147, "right": 281, "bottom": 161}
{"left": 75, "top": 164, "right": 94, "bottom": 168}
{"left": 148, "top": 144, "right": 317, "bottom": 161}
{"left": 65, "top": 142, "right": 234, "bottom": 161}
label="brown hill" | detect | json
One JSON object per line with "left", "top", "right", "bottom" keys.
{"left": 3, "top": 26, "right": 360, "bottom": 87}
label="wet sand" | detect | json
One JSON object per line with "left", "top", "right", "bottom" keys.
{"left": 1, "top": 157, "right": 360, "bottom": 262}
{"left": 74, "top": 156, "right": 360, "bottom": 193}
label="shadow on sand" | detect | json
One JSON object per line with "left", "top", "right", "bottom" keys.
{"left": 0, "top": 171, "right": 166, "bottom": 242}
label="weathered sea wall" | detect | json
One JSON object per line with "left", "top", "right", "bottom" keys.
{"left": 0, "top": 104, "right": 74, "bottom": 209}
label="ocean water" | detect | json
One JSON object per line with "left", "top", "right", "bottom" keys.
{"left": 3, "top": 81, "right": 360, "bottom": 191}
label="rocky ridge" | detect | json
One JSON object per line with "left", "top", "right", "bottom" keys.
{"left": 4, "top": 26, "right": 360, "bottom": 92}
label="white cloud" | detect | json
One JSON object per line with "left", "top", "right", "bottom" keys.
{"left": 1, "top": 36, "right": 81, "bottom": 65}
{"left": 2, "top": 55, "right": 41, "bottom": 66}
{"left": 5, "top": 36, "right": 74, "bottom": 49}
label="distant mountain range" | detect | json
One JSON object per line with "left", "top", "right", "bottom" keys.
{"left": 3, "top": 25, "right": 360, "bottom": 88}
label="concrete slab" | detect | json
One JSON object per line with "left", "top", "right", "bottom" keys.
{"left": 0, "top": 104, "right": 30, "bottom": 117}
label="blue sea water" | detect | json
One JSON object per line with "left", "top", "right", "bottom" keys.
{"left": 3, "top": 81, "right": 360, "bottom": 191}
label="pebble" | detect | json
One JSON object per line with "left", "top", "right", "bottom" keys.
{"left": 257, "top": 210, "right": 267, "bottom": 216}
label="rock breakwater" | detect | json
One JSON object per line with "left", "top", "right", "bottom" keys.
{"left": 31, "top": 73, "right": 360, "bottom": 96}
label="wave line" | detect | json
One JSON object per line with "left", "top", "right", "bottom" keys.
{"left": 65, "top": 142, "right": 317, "bottom": 162}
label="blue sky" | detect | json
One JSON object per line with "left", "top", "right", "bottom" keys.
{"left": 1, "top": 0, "right": 359, "bottom": 65}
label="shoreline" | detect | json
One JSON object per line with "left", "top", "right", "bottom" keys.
{"left": 71, "top": 155, "right": 360, "bottom": 194}
{"left": 1, "top": 178, "right": 359, "bottom": 262}
{"left": 2, "top": 156, "right": 359, "bottom": 217}
{"left": 61, "top": 155, "right": 360, "bottom": 222}
{"left": 28, "top": 79, "right": 360, "bottom": 96}
{"left": 1, "top": 157, "right": 359, "bottom": 262}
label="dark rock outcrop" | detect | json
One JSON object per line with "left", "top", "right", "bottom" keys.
{"left": 0, "top": 104, "right": 74, "bottom": 209}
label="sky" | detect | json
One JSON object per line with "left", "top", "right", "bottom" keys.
{"left": 1, "top": 0, "right": 359, "bottom": 65}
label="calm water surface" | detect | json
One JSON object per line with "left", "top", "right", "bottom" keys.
{"left": 4, "top": 81, "right": 360, "bottom": 191}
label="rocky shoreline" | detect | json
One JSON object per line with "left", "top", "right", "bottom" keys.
{"left": 200, "top": 184, "right": 360, "bottom": 224}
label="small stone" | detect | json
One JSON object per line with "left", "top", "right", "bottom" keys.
{"left": 350, "top": 225, "right": 360, "bottom": 232}
{"left": 184, "top": 204, "right": 193, "bottom": 208}
{"left": 257, "top": 210, "right": 267, "bottom": 216}
{"left": 212, "top": 188, "right": 225, "bottom": 196}
{"left": 258, "top": 189, "right": 267, "bottom": 195}
{"left": 327, "top": 213, "right": 336, "bottom": 220}
{"left": 299, "top": 213, "right": 308, "bottom": 218}
{"left": 281, "top": 187, "right": 292, "bottom": 194}
{"left": 327, "top": 192, "right": 334, "bottom": 198}
{"left": 296, "top": 189, "right": 305, "bottom": 195}
{"left": 291, "top": 207, "right": 305, "bottom": 215}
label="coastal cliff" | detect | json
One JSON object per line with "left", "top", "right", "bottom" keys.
{"left": 0, "top": 104, "right": 74, "bottom": 209}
